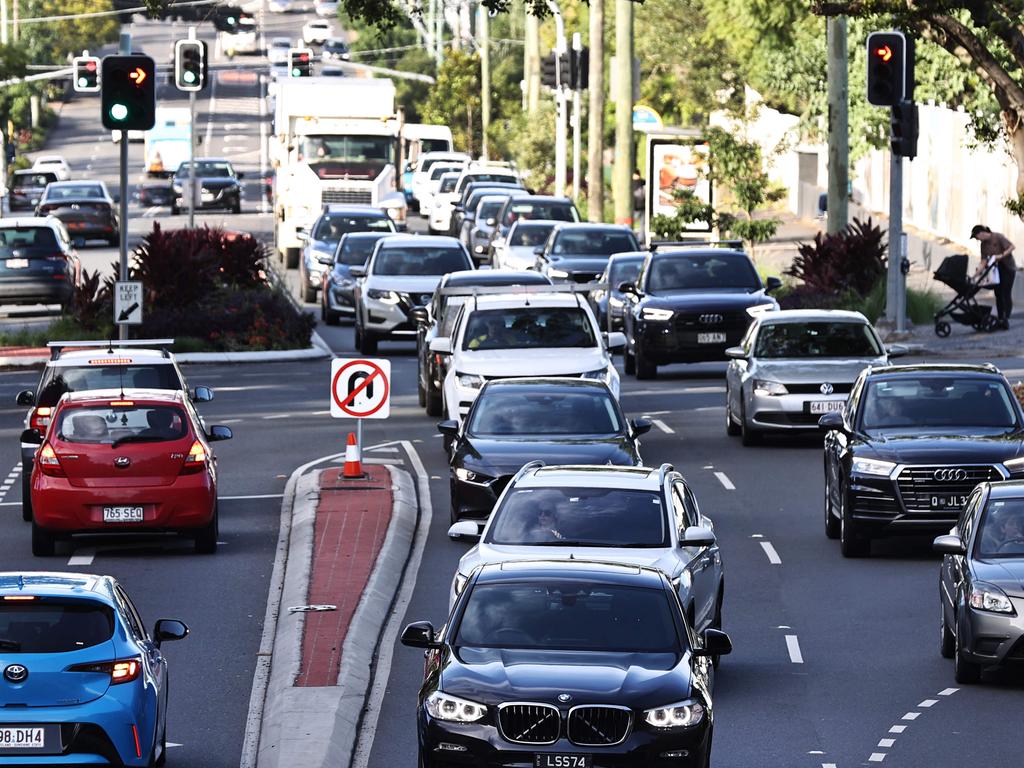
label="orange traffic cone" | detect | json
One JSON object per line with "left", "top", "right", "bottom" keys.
{"left": 343, "top": 432, "right": 363, "bottom": 478}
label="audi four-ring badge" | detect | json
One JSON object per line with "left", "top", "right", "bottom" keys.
{"left": 822, "top": 363, "right": 1024, "bottom": 557}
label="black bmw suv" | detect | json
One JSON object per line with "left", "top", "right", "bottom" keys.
{"left": 821, "top": 363, "right": 1024, "bottom": 557}
{"left": 620, "top": 244, "right": 781, "bottom": 378}
{"left": 402, "top": 560, "right": 731, "bottom": 768}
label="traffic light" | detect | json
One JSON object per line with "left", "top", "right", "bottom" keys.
{"left": 866, "top": 31, "right": 906, "bottom": 106}
{"left": 174, "top": 39, "right": 207, "bottom": 92}
{"left": 101, "top": 54, "right": 156, "bottom": 132}
{"left": 890, "top": 100, "right": 918, "bottom": 159}
{"left": 288, "top": 48, "right": 313, "bottom": 77}
{"left": 568, "top": 47, "right": 589, "bottom": 90}
{"left": 541, "top": 51, "right": 557, "bottom": 89}
{"left": 72, "top": 56, "right": 100, "bottom": 93}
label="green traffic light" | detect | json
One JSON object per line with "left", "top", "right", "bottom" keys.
{"left": 291, "top": 67, "right": 300, "bottom": 77}
{"left": 77, "top": 77, "right": 87, "bottom": 87}
{"left": 109, "top": 103, "right": 129, "bottom": 121}
{"left": 184, "top": 71, "right": 196, "bottom": 84}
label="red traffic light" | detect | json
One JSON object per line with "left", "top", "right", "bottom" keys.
{"left": 873, "top": 45, "right": 893, "bottom": 62}
{"left": 86, "top": 61, "right": 97, "bottom": 72}
{"left": 297, "top": 53, "right": 309, "bottom": 62}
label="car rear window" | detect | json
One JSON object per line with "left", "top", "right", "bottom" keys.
{"left": 12, "top": 174, "right": 54, "bottom": 189}
{"left": 37, "top": 364, "right": 182, "bottom": 407}
{"left": 0, "top": 600, "right": 114, "bottom": 652}
{"left": 55, "top": 404, "right": 189, "bottom": 446}
{"left": 45, "top": 185, "right": 104, "bottom": 200}
{"left": 0, "top": 226, "right": 58, "bottom": 257}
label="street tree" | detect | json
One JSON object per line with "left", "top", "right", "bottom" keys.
{"left": 422, "top": 49, "right": 482, "bottom": 156}
{"left": 21, "top": 0, "right": 120, "bottom": 66}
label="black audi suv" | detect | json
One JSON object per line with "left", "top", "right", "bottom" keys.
{"left": 402, "top": 560, "right": 731, "bottom": 768}
{"left": 821, "top": 363, "right": 1024, "bottom": 557}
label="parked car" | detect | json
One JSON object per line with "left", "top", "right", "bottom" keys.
{"left": 0, "top": 217, "right": 80, "bottom": 311}
{"left": 8, "top": 169, "right": 57, "bottom": 212}
{"left": 35, "top": 180, "right": 119, "bottom": 246}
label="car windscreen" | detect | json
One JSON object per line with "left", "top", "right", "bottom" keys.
{"left": 336, "top": 235, "right": 390, "bottom": 266}
{"left": 476, "top": 199, "right": 505, "bottom": 220}
{"left": 0, "top": 599, "right": 114, "bottom": 653}
{"left": 509, "top": 223, "right": 555, "bottom": 247}
{"left": 552, "top": 230, "right": 637, "bottom": 256}
{"left": 754, "top": 321, "right": 882, "bottom": 358}
{"left": 504, "top": 202, "right": 578, "bottom": 226}
{"left": 314, "top": 214, "right": 393, "bottom": 243}
{"left": 469, "top": 389, "right": 622, "bottom": 437}
{"left": 12, "top": 173, "right": 55, "bottom": 189}
{"left": 421, "top": 139, "right": 451, "bottom": 154}
{"left": 0, "top": 226, "right": 59, "bottom": 258}
{"left": 37, "top": 365, "right": 182, "bottom": 407}
{"left": 178, "top": 162, "right": 232, "bottom": 178}
{"left": 439, "top": 177, "right": 457, "bottom": 193}
{"left": 461, "top": 307, "right": 596, "bottom": 350}
{"left": 608, "top": 258, "right": 643, "bottom": 287}
{"left": 647, "top": 252, "right": 760, "bottom": 291}
{"left": 421, "top": 157, "right": 453, "bottom": 174}
{"left": 298, "top": 135, "right": 391, "bottom": 163}
{"left": 372, "top": 247, "right": 468, "bottom": 276}
{"left": 455, "top": 581, "right": 679, "bottom": 652}
{"left": 56, "top": 404, "right": 189, "bottom": 446}
{"left": 861, "top": 377, "right": 1019, "bottom": 431}
{"left": 975, "top": 498, "right": 1024, "bottom": 558}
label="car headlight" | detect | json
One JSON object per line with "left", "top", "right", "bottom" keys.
{"left": 641, "top": 307, "right": 674, "bottom": 322}
{"left": 1004, "top": 456, "right": 1024, "bottom": 475}
{"left": 970, "top": 582, "right": 1015, "bottom": 614}
{"left": 384, "top": 205, "right": 406, "bottom": 222}
{"left": 455, "top": 467, "right": 492, "bottom": 485}
{"left": 851, "top": 457, "right": 897, "bottom": 477}
{"left": 425, "top": 691, "right": 487, "bottom": 723}
{"left": 548, "top": 268, "right": 569, "bottom": 279}
{"left": 453, "top": 572, "right": 469, "bottom": 595}
{"left": 609, "top": 296, "right": 624, "bottom": 308}
{"left": 580, "top": 368, "right": 610, "bottom": 381}
{"left": 367, "top": 289, "right": 401, "bottom": 305}
{"left": 332, "top": 275, "right": 355, "bottom": 288}
{"left": 643, "top": 700, "right": 705, "bottom": 729}
{"left": 456, "top": 372, "right": 485, "bottom": 389}
{"left": 752, "top": 379, "right": 788, "bottom": 396}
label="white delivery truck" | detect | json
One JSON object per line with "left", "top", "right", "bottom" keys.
{"left": 271, "top": 77, "right": 407, "bottom": 268}
{"left": 143, "top": 107, "right": 193, "bottom": 178}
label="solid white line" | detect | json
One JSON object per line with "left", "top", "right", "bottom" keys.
{"left": 902, "top": 712, "right": 920, "bottom": 721}
{"left": 714, "top": 471, "right": 735, "bottom": 490}
{"left": 889, "top": 725, "right": 907, "bottom": 734}
{"left": 878, "top": 738, "right": 896, "bottom": 748}
{"left": 938, "top": 687, "right": 958, "bottom": 696}
{"left": 366, "top": 447, "right": 400, "bottom": 453}
{"left": 760, "top": 541, "right": 782, "bottom": 564}
{"left": 822, "top": 764, "right": 837, "bottom": 768}
{"left": 351, "top": 440, "right": 432, "bottom": 768}
{"left": 918, "top": 699, "right": 938, "bottom": 708}
{"left": 67, "top": 549, "right": 95, "bottom": 566}
{"left": 221, "top": 493, "right": 285, "bottom": 500}
{"left": 0, "top": 502, "right": 20, "bottom": 506}
{"left": 785, "top": 634, "right": 803, "bottom": 663}
{"left": 262, "top": 414, "right": 291, "bottom": 420}
{"left": 651, "top": 418, "right": 675, "bottom": 434}
{"left": 869, "top": 754, "right": 886, "bottom": 763}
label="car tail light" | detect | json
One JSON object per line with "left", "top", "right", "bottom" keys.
{"left": 37, "top": 443, "right": 66, "bottom": 477}
{"left": 29, "top": 406, "right": 52, "bottom": 431}
{"left": 180, "top": 440, "right": 208, "bottom": 475}
{"left": 67, "top": 657, "right": 142, "bottom": 685}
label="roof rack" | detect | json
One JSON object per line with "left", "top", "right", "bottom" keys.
{"left": 439, "top": 282, "right": 606, "bottom": 298}
{"left": 47, "top": 339, "right": 176, "bottom": 361}
{"left": 649, "top": 240, "right": 744, "bottom": 251}
{"left": 510, "top": 459, "right": 545, "bottom": 485}
{"left": 658, "top": 462, "right": 675, "bottom": 486}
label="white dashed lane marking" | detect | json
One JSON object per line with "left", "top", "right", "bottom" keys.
{"left": 760, "top": 541, "right": 782, "bottom": 564}
{"left": 713, "top": 471, "right": 735, "bottom": 490}
{"left": 67, "top": 549, "right": 96, "bottom": 567}
{"left": 785, "top": 635, "right": 803, "bottom": 663}
{"left": 650, "top": 418, "right": 675, "bottom": 434}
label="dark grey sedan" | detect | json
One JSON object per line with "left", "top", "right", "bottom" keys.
{"left": 935, "top": 479, "right": 1024, "bottom": 683}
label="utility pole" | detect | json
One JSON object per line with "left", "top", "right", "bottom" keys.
{"left": 571, "top": 32, "right": 581, "bottom": 202}
{"left": 546, "top": 0, "right": 567, "bottom": 196}
{"left": 435, "top": 0, "right": 444, "bottom": 66}
{"left": 587, "top": 0, "right": 604, "bottom": 222}
{"left": 118, "top": 31, "right": 131, "bottom": 342}
{"left": 0, "top": 0, "right": 7, "bottom": 46}
{"left": 612, "top": 0, "right": 634, "bottom": 226}
{"left": 187, "top": 26, "right": 197, "bottom": 228}
{"left": 826, "top": 16, "right": 849, "bottom": 234}
{"left": 478, "top": 4, "right": 490, "bottom": 160}
{"left": 524, "top": 8, "right": 540, "bottom": 113}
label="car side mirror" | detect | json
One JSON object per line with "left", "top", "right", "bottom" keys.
{"left": 193, "top": 386, "right": 214, "bottom": 403}
{"left": 764, "top": 276, "right": 783, "bottom": 293}
{"left": 886, "top": 344, "right": 908, "bottom": 358}
{"left": 16, "top": 389, "right": 35, "bottom": 406}
{"left": 349, "top": 265, "right": 366, "bottom": 278}
{"left": 617, "top": 281, "right": 636, "bottom": 294}
{"left": 207, "top": 425, "right": 233, "bottom": 442}
{"left": 818, "top": 411, "right": 844, "bottom": 430}
{"left": 111, "top": 193, "right": 121, "bottom": 204}
{"left": 409, "top": 306, "right": 429, "bottom": 325}
{"left": 153, "top": 618, "right": 189, "bottom": 648}
{"left": 604, "top": 331, "right": 626, "bottom": 351}
{"left": 296, "top": 225, "right": 308, "bottom": 234}
{"left": 317, "top": 255, "right": 334, "bottom": 266}
{"left": 681, "top": 525, "right": 716, "bottom": 548}
{"left": 725, "top": 346, "right": 746, "bottom": 360}
{"left": 400, "top": 620, "right": 438, "bottom": 648}
{"left": 534, "top": 247, "right": 545, "bottom": 257}
{"left": 447, "top": 520, "right": 482, "bottom": 541}
{"left": 933, "top": 534, "right": 966, "bottom": 556}
{"left": 437, "top": 419, "right": 459, "bottom": 438}
{"left": 630, "top": 417, "right": 652, "bottom": 436}
{"left": 296, "top": 231, "right": 309, "bottom": 243}
{"left": 694, "top": 628, "right": 732, "bottom": 658}
{"left": 20, "top": 428, "right": 42, "bottom": 445}
{"left": 429, "top": 337, "right": 452, "bottom": 354}
{"left": 236, "top": 171, "right": 246, "bottom": 179}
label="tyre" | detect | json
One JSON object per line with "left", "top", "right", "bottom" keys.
{"left": 623, "top": 345, "right": 636, "bottom": 375}
{"left": 194, "top": 505, "right": 219, "bottom": 554}
{"left": 839, "top": 485, "right": 870, "bottom": 557}
{"left": 31, "top": 522, "right": 55, "bottom": 557}
{"left": 322, "top": 302, "right": 339, "bottom": 326}
{"left": 940, "top": 593, "right": 955, "bottom": 659}
{"left": 954, "top": 612, "right": 981, "bottom": 683}
{"left": 426, "top": 387, "right": 443, "bottom": 418}
{"left": 285, "top": 247, "right": 300, "bottom": 270}
{"left": 108, "top": 233, "right": 120, "bottom": 247}
{"left": 170, "top": 204, "right": 180, "bottom": 216}
{"left": 417, "top": 376, "right": 426, "bottom": 407}
{"left": 935, "top": 321, "right": 951, "bottom": 337}
{"left": 21, "top": 472, "right": 32, "bottom": 522}
{"left": 635, "top": 343, "right": 657, "bottom": 380}
{"left": 739, "top": 403, "right": 760, "bottom": 447}
{"left": 358, "top": 327, "right": 378, "bottom": 355}
{"left": 725, "top": 389, "right": 740, "bottom": 437}
{"left": 302, "top": 282, "right": 317, "bottom": 304}
{"left": 824, "top": 469, "right": 840, "bottom": 539}
{"left": 231, "top": 198, "right": 241, "bottom": 214}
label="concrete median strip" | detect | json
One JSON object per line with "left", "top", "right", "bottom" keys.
{"left": 253, "top": 462, "right": 417, "bottom": 768}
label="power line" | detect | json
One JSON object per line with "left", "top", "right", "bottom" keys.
{"left": 9, "top": 0, "right": 219, "bottom": 25}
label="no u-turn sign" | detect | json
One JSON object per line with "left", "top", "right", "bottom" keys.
{"left": 330, "top": 358, "right": 391, "bottom": 419}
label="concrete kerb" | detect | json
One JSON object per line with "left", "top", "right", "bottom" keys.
{"left": 254, "top": 463, "right": 417, "bottom": 768}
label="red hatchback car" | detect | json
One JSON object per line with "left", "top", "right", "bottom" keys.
{"left": 26, "top": 389, "right": 232, "bottom": 557}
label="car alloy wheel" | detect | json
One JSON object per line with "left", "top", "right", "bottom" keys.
{"left": 953, "top": 610, "right": 981, "bottom": 683}
{"left": 725, "top": 386, "right": 740, "bottom": 436}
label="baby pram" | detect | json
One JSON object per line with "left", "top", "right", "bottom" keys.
{"left": 932, "top": 253, "right": 998, "bottom": 336}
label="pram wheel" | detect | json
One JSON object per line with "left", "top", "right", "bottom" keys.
{"left": 935, "top": 321, "right": 951, "bottom": 337}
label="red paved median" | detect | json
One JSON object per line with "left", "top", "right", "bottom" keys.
{"left": 295, "top": 464, "right": 393, "bottom": 687}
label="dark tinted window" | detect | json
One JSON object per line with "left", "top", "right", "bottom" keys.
{"left": 0, "top": 226, "right": 58, "bottom": 256}
{"left": 314, "top": 214, "right": 393, "bottom": 242}
{"left": 12, "top": 173, "right": 55, "bottom": 189}
{"left": 470, "top": 389, "right": 621, "bottom": 436}
{"left": 608, "top": 258, "right": 643, "bottom": 286}
{"left": 439, "top": 177, "right": 457, "bottom": 193}
{"left": 552, "top": 230, "right": 637, "bottom": 256}
{"left": 336, "top": 234, "right": 391, "bottom": 266}
{"left": 176, "top": 161, "right": 232, "bottom": 178}
{"left": 647, "top": 252, "right": 759, "bottom": 291}
{"left": 488, "top": 488, "right": 666, "bottom": 547}
{"left": 430, "top": 164, "right": 461, "bottom": 181}
{"left": 975, "top": 498, "right": 1024, "bottom": 557}
{"left": 462, "top": 307, "right": 595, "bottom": 350}
{"left": 509, "top": 223, "right": 555, "bottom": 247}
{"left": 504, "top": 201, "right": 578, "bottom": 226}
{"left": 37, "top": 364, "right": 182, "bottom": 407}
{"left": 477, "top": 199, "right": 505, "bottom": 219}
{"left": 56, "top": 404, "right": 189, "bottom": 445}
{"left": 456, "top": 582, "right": 679, "bottom": 652}
{"left": 754, "top": 321, "right": 882, "bottom": 358}
{"left": 0, "top": 600, "right": 114, "bottom": 652}
{"left": 421, "top": 138, "right": 451, "bottom": 154}
{"left": 861, "top": 377, "right": 1018, "bottom": 431}
{"left": 372, "top": 246, "right": 468, "bottom": 276}
{"left": 44, "top": 184, "right": 104, "bottom": 200}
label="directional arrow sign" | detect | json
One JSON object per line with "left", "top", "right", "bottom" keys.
{"left": 129, "top": 67, "right": 147, "bottom": 85}
{"left": 114, "top": 281, "right": 143, "bottom": 326}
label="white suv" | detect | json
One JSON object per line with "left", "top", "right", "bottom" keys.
{"left": 431, "top": 288, "right": 624, "bottom": 421}
{"left": 352, "top": 235, "right": 473, "bottom": 354}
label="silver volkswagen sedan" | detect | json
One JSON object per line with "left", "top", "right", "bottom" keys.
{"left": 725, "top": 309, "right": 896, "bottom": 445}
{"left": 935, "top": 480, "right": 1024, "bottom": 683}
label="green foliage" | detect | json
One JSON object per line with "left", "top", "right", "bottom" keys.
{"left": 21, "top": 0, "right": 119, "bottom": 66}
{"left": 785, "top": 217, "right": 887, "bottom": 298}
{"left": 491, "top": 102, "right": 556, "bottom": 192}
{"left": 422, "top": 49, "right": 482, "bottom": 156}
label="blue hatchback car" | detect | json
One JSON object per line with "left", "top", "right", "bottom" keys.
{"left": 0, "top": 572, "right": 188, "bottom": 766}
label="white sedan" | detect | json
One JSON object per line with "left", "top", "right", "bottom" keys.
{"left": 302, "top": 19, "right": 332, "bottom": 45}
{"left": 32, "top": 155, "right": 71, "bottom": 181}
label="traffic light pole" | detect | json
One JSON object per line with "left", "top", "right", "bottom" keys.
{"left": 571, "top": 32, "right": 581, "bottom": 203}
{"left": 545, "top": 0, "right": 566, "bottom": 196}
{"left": 887, "top": 149, "right": 906, "bottom": 332}
{"left": 188, "top": 26, "right": 197, "bottom": 228}
{"left": 118, "top": 31, "right": 130, "bottom": 342}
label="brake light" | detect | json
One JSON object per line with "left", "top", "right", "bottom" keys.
{"left": 68, "top": 657, "right": 141, "bottom": 685}
{"left": 3, "top": 595, "right": 36, "bottom": 601}
{"left": 180, "top": 440, "right": 207, "bottom": 475}
{"left": 109, "top": 400, "right": 134, "bottom": 407}
{"left": 37, "top": 443, "right": 65, "bottom": 477}
{"left": 30, "top": 406, "right": 52, "bottom": 432}
{"left": 90, "top": 358, "right": 133, "bottom": 365}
